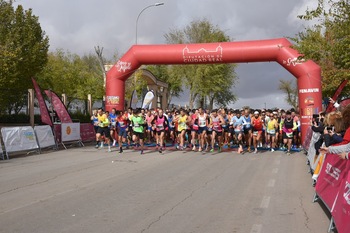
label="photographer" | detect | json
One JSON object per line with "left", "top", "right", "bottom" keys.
{"left": 323, "top": 117, "right": 345, "bottom": 147}
{"left": 321, "top": 105, "right": 350, "bottom": 159}
{"left": 312, "top": 112, "right": 326, "bottom": 156}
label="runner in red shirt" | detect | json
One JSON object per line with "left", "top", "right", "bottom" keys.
{"left": 251, "top": 111, "right": 264, "bottom": 153}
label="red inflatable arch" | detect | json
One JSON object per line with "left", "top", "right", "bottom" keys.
{"left": 106, "top": 38, "right": 322, "bottom": 141}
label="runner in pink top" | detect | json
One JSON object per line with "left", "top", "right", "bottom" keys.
{"left": 190, "top": 109, "right": 199, "bottom": 151}
{"left": 152, "top": 109, "right": 168, "bottom": 153}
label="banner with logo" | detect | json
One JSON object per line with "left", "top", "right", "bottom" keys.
{"left": 141, "top": 91, "right": 154, "bottom": 109}
{"left": 302, "top": 126, "right": 313, "bottom": 151}
{"left": 130, "top": 90, "right": 139, "bottom": 109}
{"left": 34, "top": 125, "right": 56, "bottom": 149}
{"left": 31, "top": 78, "right": 52, "bottom": 126}
{"left": 80, "top": 123, "right": 96, "bottom": 142}
{"left": 307, "top": 131, "right": 321, "bottom": 170}
{"left": 44, "top": 90, "right": 73, "bottom": 123}
{"left": 1, "top": 127, "right": 39, "bottom": 154}
{"left": 326, "top": 80, "right": 348, "bottom": 113}
{"left": 331, "top": 164, "right": 350, "bottom": 233}
{"left": 315, "top": 154, "right": 349, "bottom": 210}
{"left": 61, "top": 123, "right": 80, "bottom": 142}
{"left": 0, "top": 136, "right": 4, "bottom": 159}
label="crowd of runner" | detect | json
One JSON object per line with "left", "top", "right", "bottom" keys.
{"left": 91, "top": 107, "right": 302, "bottom": 155}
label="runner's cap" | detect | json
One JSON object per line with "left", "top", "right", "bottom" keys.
{"left": 254, "top": 111, "right": 259, "bottom": 115}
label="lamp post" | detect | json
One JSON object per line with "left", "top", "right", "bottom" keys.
{"left": 135, "top": 2, "right": 164, "bottom": 44}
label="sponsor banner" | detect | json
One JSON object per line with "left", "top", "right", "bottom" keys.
{"left": 130, "top": 90, "right": 138, "bottom": 109}
{"left": 303, "top": 126, "right": 313, "bottom": 151}
{"left": 61, "top": 123, "right": 80, "bottom": 142}
{"left": 1, "top": 126, "right": 39, "bottom": 153}
{"left": 315, "top": 154, "right": 348, "bottom": 210}
{"left": 326, "top": 80, "right": 348, "bottom": 113}
{"left": 34, "top": 125, "right": 56, "bottom": 149}
{"left": 80, "top": 123, "right": 96, "bottom": 142}
{"left": 307, "top": 131, "right": 321, "bottom": 170}
{"left": 31, "top": 78, "right": 52, "bottom": 126}
{"left": 53, "top": 124, "right": 62, "bottom": 143}
{"left": 45, "top": 90, "right": 73, "bottom": 123}
{"left": 332, "top": 164, "right": 350, "bottom": 233}
{"left": 106, "top": 96, "right": 120, "bottom": 105}
{"left": 141, "top": 91, "right": 155, "bottom": 109}
{"left": 0, "top": 137, "right": 3, "bottom": 159}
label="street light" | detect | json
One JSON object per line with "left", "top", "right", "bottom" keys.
{"left": 135, "top": 2, "right": 164, "bottom": 44}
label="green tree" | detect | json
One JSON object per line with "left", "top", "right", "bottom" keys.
{"left": 36, "top": 50, "right": 104, "bottom": 112}
{"left": 0, "top": 0, "right": 49, "bottom": 114}
{"left": 164, "top": 18, "right": 238, "bottom": 109}
{"left": 278, "top": 79, "right": 299, "bottom": 110}
{"left": 292, "top": 0, "right": 350, "bottom": 97}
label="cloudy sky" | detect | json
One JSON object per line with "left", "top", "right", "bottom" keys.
{"left": 15, "top": 0, "right": 317, "bottom": 109}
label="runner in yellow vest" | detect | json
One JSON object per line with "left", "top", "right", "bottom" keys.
{"left": 96, "top": 108, "right": 111, "bottom": 152}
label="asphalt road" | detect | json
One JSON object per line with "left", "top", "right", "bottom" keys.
{"left": 0, "top": 146, "right": 330, "bottom": 233}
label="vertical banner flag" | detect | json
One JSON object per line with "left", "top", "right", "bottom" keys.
{"left": 45, "top": 90, "right": 73, "bottom": 123}
{"left": 31, "top": 78, "right": 52, "bottom": 126}
{"left": 326, "top": 80, "right": 348, "bottom": 113}
{"left": 130, "top": 90, "right": 138, "bottom": 109}
{"left": 141, "top": 91, "right": 154, "bottom": 109}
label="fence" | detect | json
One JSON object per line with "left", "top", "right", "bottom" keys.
{"left": 305, "top": 126, "right": 350, "bottom": 233}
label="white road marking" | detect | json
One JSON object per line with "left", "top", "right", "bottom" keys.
{"left": 272, "top": 168, "right": 279, "bottom": 174}
{"left": 268, "top": 179, "right": 276, "bottom": 187}
{"left": 250, "top": 224, "right": 262, "bottom": 233}
{"left": 260, "top": 196, "right": 271, "bottom": 209}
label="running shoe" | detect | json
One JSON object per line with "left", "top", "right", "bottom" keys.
{"left": 108, "top": 147, "right": 112, "bottom": 152}
{"left": 119, "top": 147, "right": 123, "bottom": 154}
{"left": 112, "top": 140, "right": 116, "bottom": 147}
{"left": 218, "top": 147, "right": 222, "bottom": 153}
{"left": 100, "top": 143, "right": 104, "bottom": 149}
{"left": 192, "top": 146, "right": 196, "bottom": 151}
{"left": 210, "top": 148, "right": 214, "bottom": 153}
{"left": 253, "top": 148, "right": 257, "bottom": 154}
{"left": 198, "top": 147, "right": 202, "bottom": 152}
{"left": 95, "top": 143, "right": 99, "bottom": 148}
{"left": 271, "top": 148, "right": 275, "bottom": 152}
{"left": 247, "top": 147, "right": 251, "bottom": 153}
{"left": 140, "top": 150, "right": 144, "bottom": 155}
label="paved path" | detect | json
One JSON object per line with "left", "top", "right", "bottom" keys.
{"left": 0, "top": 147, "right": 330, "bottom": 233}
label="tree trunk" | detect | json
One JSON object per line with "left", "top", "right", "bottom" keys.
{"left": 189, "top": 92, "right": 198, "bottom": 109}
{"left": 209, "top": 96, "right": 215, "bottom": 111}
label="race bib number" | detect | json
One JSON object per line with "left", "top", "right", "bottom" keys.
{"left": 269, "top": 129, "right": 275, "bottom": 134}
{"left": 253, "top": 131, "right": 258, "bottom": 136}
{"left": 286, "top": 132, "right": 293, "bottom": 138}
{"left": 119, "top": 121, "right": 125, "bottom": 127}
{"left": 199, "top": 120, "right": 206, "bottom": 127}
{"left": 156, "top": 124, "right": 164, "bottom": 130}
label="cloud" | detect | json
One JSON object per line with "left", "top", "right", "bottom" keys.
{"left": 14, "top": 0, "right": 313, "bottom": 109}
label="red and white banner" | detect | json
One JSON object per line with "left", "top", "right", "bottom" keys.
{"left": 45, "top": 90, "right": 73, "bottom": 123}
{"left": 31, "top": 78, "right": 52, "bottom": 126}
{"left": 303, "top": 126, "right": 313, "bottom": 151}
{"left": 80, "top": 123, "right": 96, "bottom": 142}
{"left": 315, "top": 154, "right": 349, "bottom": 210}
{"left": 331, "top": 164, "right": 350, "bottom": 233}
{"left": 61, "top": 123, "right": 80, "bottom": 142}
